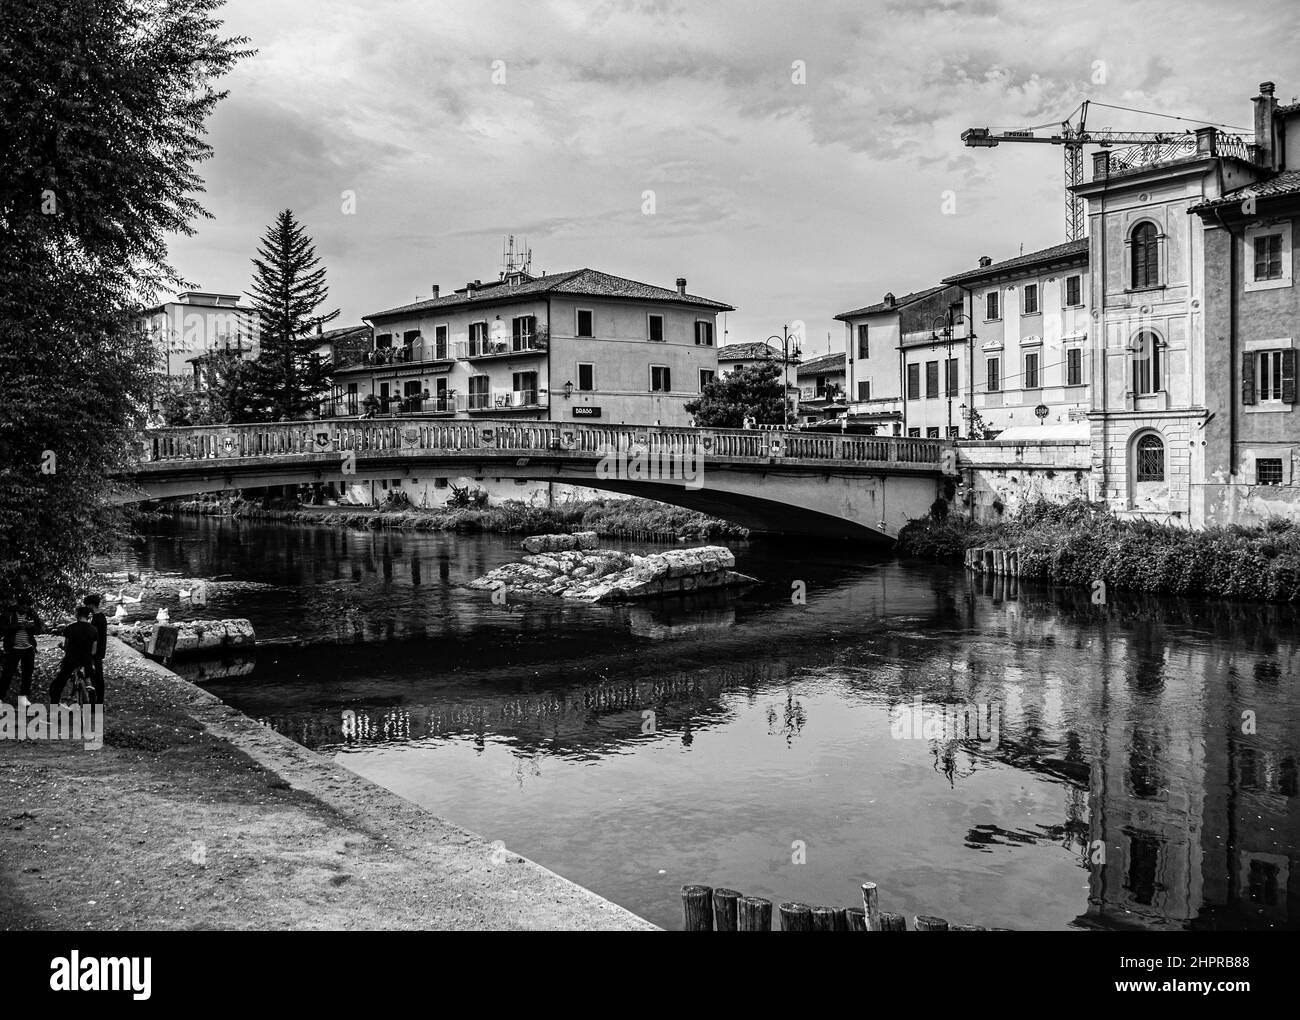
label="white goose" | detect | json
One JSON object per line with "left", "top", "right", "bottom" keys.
{"left": 120, "top": 590, "right": 142, "bottom": 605}
{"left": 113, "top": 603, "right": 128, "bottom": 621}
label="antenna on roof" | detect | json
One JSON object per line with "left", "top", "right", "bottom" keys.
{"left": 501, "top": 235, "right": 532, "bottom": 280}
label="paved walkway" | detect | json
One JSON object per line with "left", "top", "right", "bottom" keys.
{"left": 0, "top": 638, "right": 656, "bottom": 931}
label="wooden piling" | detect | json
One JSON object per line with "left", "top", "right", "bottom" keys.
{"left": 950, "top": 923, "right": 987, "bottom": 931}
{"left": 712, "top": 888, "right": 742, "bottom": 932}
{"left": 914, "top": 915, "right": 949, "bottom": 931}
{"left": 778, "top": 901, "right": 813, "bottom": 931}
{"left": 880, "top": 911, "right": 907, "bottom": 931}
{"left": 810, "top": 906, "right": 838, "bottom": 931}
{"left": 862, "top": 882, "right": 881, "bottom": 931}
{"left": 737, "top": 896, "right": 772, "bottom": 931}
{"left": 846, "top": 907, "right": 866, "bottom": 931}
{"left": 681, "top": 885, "right": 714, "bottom": 931}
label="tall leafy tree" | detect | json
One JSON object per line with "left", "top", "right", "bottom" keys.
{"left": 244, "top": 210, "right": 338, "bottom": 420}
{"left": 0, "top": 0, "right": 249, "bottom": 607}
{"left": 685, "top": 361, "right": 788, "bottom": 428}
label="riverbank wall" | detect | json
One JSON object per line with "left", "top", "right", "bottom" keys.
{"left": 0, "top": 637, "right": 657, "bottom": 931}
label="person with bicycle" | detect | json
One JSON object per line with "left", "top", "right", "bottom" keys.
{"left": 83, "top": 594, "right": 108, "bottom": 705}
{"left": 49, "top": 605, "right": 98, "bottom": 705}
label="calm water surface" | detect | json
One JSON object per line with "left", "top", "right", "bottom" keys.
{"left": 110, "top": 517, "right": 1300, "bottom": 930}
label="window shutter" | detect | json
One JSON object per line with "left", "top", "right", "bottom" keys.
{"left": 1242, "top": 351, "right": 1257, "bottom": 405}
{"left": 1283, "top": 349, "right": 1297, "bottom": 404}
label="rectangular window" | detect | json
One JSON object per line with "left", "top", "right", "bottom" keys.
{"left": 651, "top": 365, "right": 671, "bottom": 392}
{"left": 576, "top": 309, "right": 593, "bottom": 338}
{"left": 1065, "top": 275, "right": 1082, "bottom": 307}
{"left": 513, "top": 371, "right": 538, "bottom": 405}
{"left": 1258, "top": 349, "right": 1284, "bottom": 401}
{"left": 945, "top": 358, "right": 958, "bottom": 396}
{"left": 694, "top": 321, "right": 714, "bottom": 346}
{"left": 434, "top": 325, "right": 448, "bottom": 360}
{"left": 375, "top": 333, "right": 392, "bottom": 349}
{"left": 986, "top": 357, "right": 1000, "bottom": 392}
{"left": 906, "top": 363, "right": 920, "bottom": 400}
{"left": 1023, "top": 284, "right": 1039, "bottom": 315}
{"left": 512, "top": 315, "right": 536, "bottom": 351}
{"left": 1256, "top": 458, "right": 1284, "bottom": 485}
{"left": 1067, "top": 347, "right": 1083, "bottom": 386}
{"left": 699, "top": 369, "right": 715, "bottom": 391}
{"left": 1255, "top": 234, "right": 1284, "bottom": 281}
{"left": 468, "top": 375, "right": 490, "bottom": 409}
{"left": 434, "top": 377, "right": 448, "bottom": 411}
{"left": 577, "top": 363, "right": 594, "bottom": 391}
{"left": 946, "top": 426, "right": 960, "bottom": 439}
{"left": 925, "top": 360, "right": 939, "bottom": 398}
{"left": 856, "top": 324, "right": 869, "bottom": 359}
{"left": 986, "top": 292, "right": 1000, "bottom": 320}
{"left": 857, "top": 380, "right": 870, "bottom": 401}
{"left": 648, "top": 314, "right": 664, "bottom": 342}
{"left": 926, "top": 427, "right": 940, "bottom": 438}
{"left": 1024, "top": 352, "right": 1040, "bottom": 389}
{"left": 907, "top": 428, "right": 921, "bottom": 438}
{"left": 468, "top": 321, "right": 488, "bottom": 356}
{"left": 346, "top": 382, "right": 358, "bottom": 415}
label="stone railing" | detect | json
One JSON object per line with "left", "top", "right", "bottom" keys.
{"left": 138, "top": 417, "right": 945, "bottom": 473}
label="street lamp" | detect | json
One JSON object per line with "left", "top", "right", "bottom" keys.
{"left": 929, "top": 309, "right": 965, "bottom": 438}
{"left": 766, "top": 327, "right": 802, "bottom": 428}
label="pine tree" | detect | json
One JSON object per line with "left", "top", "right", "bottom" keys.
{"left": 244, "top": 210, "right": 338, "bottom": 420}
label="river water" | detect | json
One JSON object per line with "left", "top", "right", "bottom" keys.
{"left": 110, "top": 516, "right": 1300, "bottom": 930}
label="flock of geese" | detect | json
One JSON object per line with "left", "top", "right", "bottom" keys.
{"left": 102, "top": 573, "right": 208, "bottom": 622}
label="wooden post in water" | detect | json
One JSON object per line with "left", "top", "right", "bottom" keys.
{"left": 681, "top": 885, "right": 714, "bottom": 931}
{"left": 862, "top": 882, "right": 881, "bottom": 931}
{"left": 778, "top": 901, "right": 813, "bottom": 931}
{"left": 713, "top": 888, "right": 742, "bottom": 932}
{"left": 846, "top": 907, "right": 867, "bottom": 931}
{"left": 737, "top": 896, "right": 772, "bottom": 931}
{"left": 914, "top": 915, "right": 949, "bottom": 931}
{"left": 880, "top": 911, "right": 907, "bottom": 931}
{"left": 810, "top": 906, "right": 838, "bottom": 931}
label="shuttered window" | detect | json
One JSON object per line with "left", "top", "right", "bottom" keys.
{"left": 1132, "top": 331, "right": 1161, "bottom": 394}
{"left": 1131, "top": 222, "right": 1159, "bottom": 289}
{"left": 986, "top": 357, "right": 1000, "bottom": 392}
{"left": 1249, "top": 349, "right": 1297, "bottom": 404}
{"left": 857, "top": 324, "right": 869, "bottom": 359}
{"left": 1067, "top": 348, "right": 1083, "bottom": 386}
{"left": 1254, "top": 234, "right": 1284, "bottom": 281}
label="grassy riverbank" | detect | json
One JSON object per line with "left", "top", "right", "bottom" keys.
{"left": 897, "top": 499, "right": 1300, "bottom": 603}
{"left": 168, "top": 497, "right": 749, "bottom": 542}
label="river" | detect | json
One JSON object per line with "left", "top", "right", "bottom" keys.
{"left": 107, "top": 515, "right": 1300, "bottom": 930}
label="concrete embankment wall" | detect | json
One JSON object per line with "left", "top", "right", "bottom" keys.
{"left": 957, "top": 440, "right": 1094, "bottom": 523}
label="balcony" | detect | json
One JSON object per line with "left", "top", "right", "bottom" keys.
{"left": 457, "top": 330, "right": 548, "bottom": 362}
{"left": 334, "top": 346, "right": 455, "bottom": 372}
{"left": 466, "top": 389, "right": 546, "bottom": 412}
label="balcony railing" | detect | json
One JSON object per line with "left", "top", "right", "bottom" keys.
{"left": 465, "top": 389, "right": 544, "bottom": 411}
{"left": 456, "top": 334, "right": 547, "bottom": 360}
{"left": 337, "top": 346, "right": 454, "bottom": 370}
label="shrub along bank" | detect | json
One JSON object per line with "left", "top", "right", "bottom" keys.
{"left": 897, "top": 498, "right": 1300, "bottom": 603}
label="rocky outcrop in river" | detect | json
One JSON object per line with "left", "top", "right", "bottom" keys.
{"left": 470, "top": 535, "right": 756, "bottom": 603}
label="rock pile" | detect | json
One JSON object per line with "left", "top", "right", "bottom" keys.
{"left": 111, "top": 618, "right": 256, "bottom": 657}
{"left": 470, "top": 536, "right": 755, "bottom": 603}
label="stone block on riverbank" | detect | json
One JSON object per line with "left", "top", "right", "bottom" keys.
{"left": 519, "top": 531, "right": 599, "bottom": 554}
{"left": 471, "top": 542, "right": 754, "bottom": 603}
{"left": 111, "top": 618, "right": 256, "bottom": 658}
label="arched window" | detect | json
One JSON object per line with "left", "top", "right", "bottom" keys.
{"left": 1135, "top": 433, "right": 1165, "bottom": 482}
{"left": 1132, "top": 330, "right": 1161, "bottom": 394}
{"left": 1131, "top": 222, "right": 1159, "bottom": 289}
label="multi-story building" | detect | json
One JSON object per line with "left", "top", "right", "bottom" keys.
{"left": 1068, "top": 84, "right": 1287, "bottom": 522}
{"left": 794, "top": 352, "right": 846, "bottom": 423}
{"left": 942, "top": 240, "right": 1091, "bottom": 437}
{"left": 136, "top": 290, "right": 259, "bottom": 397}
{"left": 335, "top": 268, "right": 731, "bottom": 427}
{"left": 717, "top": 341, "right": 781, "bottom": 374}
{"left": 1192, "top": 87, "right": 1300, "bottom": 525}
{"left": 835, "top": 286, "right": 967, "bottom": 437}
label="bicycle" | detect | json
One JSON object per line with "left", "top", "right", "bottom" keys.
{"left": 62, "top": 662, "right": 96, "bottom": 707}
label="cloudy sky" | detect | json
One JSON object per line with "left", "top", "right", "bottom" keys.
{"left": 170, "top": 0, "right": 1297, "bottom": 354}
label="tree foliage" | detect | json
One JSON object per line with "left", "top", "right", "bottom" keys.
{"left": 684, "top": 361, "right": 788, "bottom": 428}
{"left": 242, "top": 209, "right": 338, "bottom": 420}
{"left": 0, "top": 0, "right": 250, "bottom": 607}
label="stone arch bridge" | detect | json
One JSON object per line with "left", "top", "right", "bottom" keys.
{"left": 120, "top": 418, "right": 952, "bottom": 542}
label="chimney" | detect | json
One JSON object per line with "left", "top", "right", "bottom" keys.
{"left": 431, "top": 284, "right": 440, "bottom": 299}
{"left": 1255, "top": 81, "right": 1278, "bottom": 169}
{"left": 883, "top": 292, "right": 895, "bottom": 307}
{"left": 978, "top": 256, "right": 992, "bottom": 268}
{"left": 676, "top": 277, "right": 687, "bottom": 296}
{"left": 1092, "top": 150, "right": 1110, "bottom": 179}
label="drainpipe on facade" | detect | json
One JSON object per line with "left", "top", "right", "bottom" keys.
{"left": 1096, "top": 173, "right": 1108, "bottom": 502}
{"left": 961, "top": 284, "right": 975, "bottom": 520}
{"left": 1213, "top": 207, "right": 1239, "bottom": 477}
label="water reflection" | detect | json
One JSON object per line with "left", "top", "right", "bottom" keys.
{"left": 116, "top": 518, "right": 1300, "bottom": 930}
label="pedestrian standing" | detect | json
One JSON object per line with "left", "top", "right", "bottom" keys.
{"left": 2, "top": 594, "right": 44, "bottom": 707}
{"left": 49, "top": 606, "right": 98, "bottom": 704}
{"left": 83, "top": 594, "right": 108, "bottom": 705}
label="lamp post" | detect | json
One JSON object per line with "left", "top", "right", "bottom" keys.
{"left": 929, "top": 309, "right": 965, "bottom": 439}
{"left": 766, "top": 326, "right": 802, "bottom": 428}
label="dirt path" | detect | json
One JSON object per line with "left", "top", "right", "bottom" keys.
{"left": 0, "top": 639, "right": 656, "bottom": 931}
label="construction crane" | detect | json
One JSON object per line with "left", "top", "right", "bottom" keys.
{"left": 961, "top": 100, "right": 1246, "bottom": 241}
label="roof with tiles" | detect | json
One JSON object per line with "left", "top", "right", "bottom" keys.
{"left": 367, "top": 268, "right": 734, "bottom": 320}
{"left": 834, "top": 285, "right": 948, "bottom": 321}
{"left": 718, "top": 341, "right": 782, "bottom": 361}
{"left": 795, "top": 351, "right": 846, "bottom": 376}
{"left": 941, "top": 238, "right": 1089, "bottom": 285}
{"left": 1190, "top": 168, "right": 1300, "bottom": 212}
